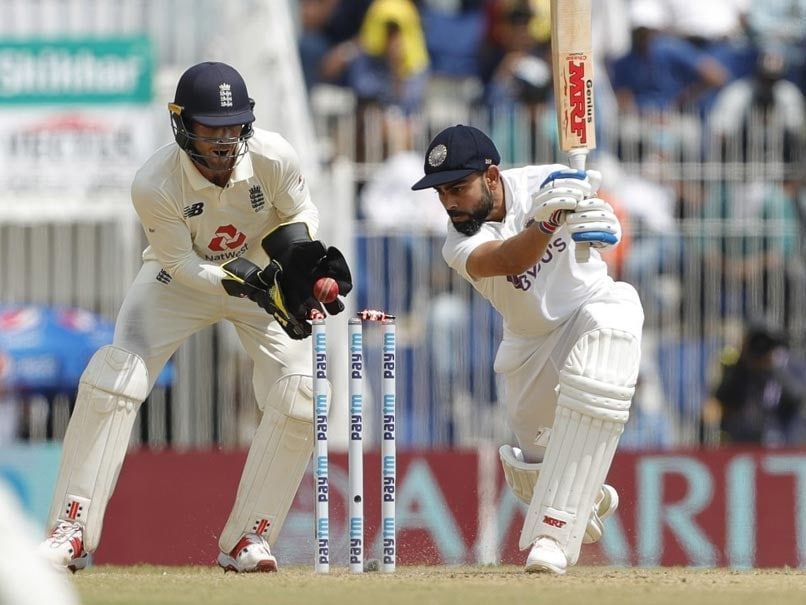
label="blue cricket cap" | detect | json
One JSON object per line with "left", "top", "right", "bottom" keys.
{"left": 411, "top": 125, "right": 501, "bottom": 190}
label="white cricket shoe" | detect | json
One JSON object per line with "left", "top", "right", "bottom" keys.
{"left": 583, "top": 484, "right": 619, "bottom": 544}
{"left": 217, "top": 534, "right": 278, "bottom": 573}
{"left": 525, "top": 536, "right": 567, "bottom": 575}
{"left": 38, "top": 521, "right": 89, "bottom": 573}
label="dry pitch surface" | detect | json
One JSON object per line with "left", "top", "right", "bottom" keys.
{"left": 73, "top": 565, "right": 806, "bottom": 605}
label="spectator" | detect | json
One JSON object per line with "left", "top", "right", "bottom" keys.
{"left": 348, "top": 15, "right": 430, "bottom": 114}
{"left": 479, "top": 2, "right": 551, "bottom": 110}
{"left": 347, "top": 0, "right": 430, "bottom": 158}
{"left": 700, "top": 177, "right": 801, "bottom": 325}
{"left": 477, "top": 2, "right": 553, "bottom": 163}
{"left": 655, "top": 0, "right": 753, "bottom": 66}
{"left": 703, "top": 322, "right": 806, "bottom": 445}
{"left": 420, "top": 0, "right": 486, "bottom": 80}
{"left": 324, "top": 0, "right": 375, "bottom": 44}
{"left": 348, "top": 0, "right": 428, "bottom": 113}
{"left": 610, "top": 2, "right": 726, "bottom": 166}
{"left": 298, "top": 0, "right": 340, "bottom": 90}
{"left": 611, "top": 2, "right": 730, "bottom": 113}
{"left": 297, "top": 0, "right": 374, "bottom": 89}
{"left": 709, "top": 46, "right": 805, "bottom": 171}
{"left": 418, "top": 0, "right": 487, "bottom": 124}
{"left": 703, "top": 58, "right": 803, "bottom": 319}
{"left": 745, "top": 0, "right": 806, "bottom": 93}
{"left": 483, "top": 0, "right": 549, "bottom": 49}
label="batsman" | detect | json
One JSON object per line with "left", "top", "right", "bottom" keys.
{"left": 38, "top": 61, "right": 352, "bottom": 573}
{"left": 412, "top": 124, "right": 642, "bottom": 574}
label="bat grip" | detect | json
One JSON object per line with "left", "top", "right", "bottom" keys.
{"left": 568, "top": 151, "right": 591, "bottom": 263}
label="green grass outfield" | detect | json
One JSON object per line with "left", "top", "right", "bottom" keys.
{"left": 73, "top": 565, "right": 806, "bottom": 605}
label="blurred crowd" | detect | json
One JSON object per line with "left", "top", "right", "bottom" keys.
{"left": 296, "top": 0, "right": 805, "bottom": 294}
{"left": 297, "top": 0, "right": 805, "bottom": 132}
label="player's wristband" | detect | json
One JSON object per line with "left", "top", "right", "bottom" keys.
{"left": 537, "top": 209, "right": 565, "bottom": 235}
{"left": 538, "top": 221, "right": 558, "bottom": 235}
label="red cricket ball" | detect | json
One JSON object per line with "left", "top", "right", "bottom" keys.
{"left": 313, "top": 277, "right": 339, "bottom": 304}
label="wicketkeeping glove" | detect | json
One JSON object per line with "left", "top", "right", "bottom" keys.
{"left": 261, "top": 223, "right": 353, "bottom": 317}
{"left": 530, "top": 168, "right": 602, "bottom": 234}
{"left": 565, "top": 197, "right": 621, "bottom": 249}
{"left": 221, "top": 258, "right": 312, "bottom": 340}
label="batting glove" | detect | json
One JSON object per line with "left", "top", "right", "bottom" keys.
{"left": 530, "top": 168, "right": 602, "bottom": 234}
{"left": 565, "top": 197, "right": 621, "bottom": 249}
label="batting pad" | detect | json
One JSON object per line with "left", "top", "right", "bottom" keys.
{"left": 519, "top": 329, "right": 640, "bottom": 564}
{"left": 47, "top": 346, "right": 149, "bottom": 551}
{"left": 219, "top": 374, "right": 324, "bottom": 553}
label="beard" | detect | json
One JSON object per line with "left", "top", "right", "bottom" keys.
{"left": 449, "top": 183, "right": 494, "bottom": 236}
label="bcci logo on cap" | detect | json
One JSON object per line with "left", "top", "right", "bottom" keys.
{"left": 427, "top": 144, "right": 447, "bottom": 167}
{"left": 219, "top": 83, "right": 233, "bottom": 108}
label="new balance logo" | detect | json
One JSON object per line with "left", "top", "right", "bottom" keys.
{"left": 249, "top": 185, "right": 265, "bottom": 212}
{"left": 219, "top": 83, "right": 233, "bottom": 107}
{"left": 156, "top": 269, "right": 172, "bottom": 284}
{"left": 183, "top": 202, "right": 204, "bottom": 218}
{"left": 543, "top": 515, "right": 567, "bottom": 529}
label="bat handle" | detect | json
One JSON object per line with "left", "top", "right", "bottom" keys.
{"left": 568, "top": 151, "right": 591, "bottom": 263}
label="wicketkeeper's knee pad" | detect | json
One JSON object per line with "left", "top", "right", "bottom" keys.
{"left": 520, "top": 328, "right": 640, "bottom": 564}
{"left": 219, "top": 373, "right": 328, "bottom": 553}
{"left": 48, "top": 346, "right": 149, "bottom": 551}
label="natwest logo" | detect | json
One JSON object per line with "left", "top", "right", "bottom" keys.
{"left": 567, "top": 59, "right": 589, "bottom": 144}
{"left": 208, "top": 224, "right": 246, "bottom": 251}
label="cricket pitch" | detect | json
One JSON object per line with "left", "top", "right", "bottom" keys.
{"left": 73, "top": 565, "right": 806, "bottom": 605}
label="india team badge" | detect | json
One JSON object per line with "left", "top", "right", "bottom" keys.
{"left": 428, "top": 144, "right": 447, "bottom": 167}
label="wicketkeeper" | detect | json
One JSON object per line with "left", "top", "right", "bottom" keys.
{"left": 38, "top": 62, "right": 352, "bottom": 573}
{"left": 412, "top": 125, "right": 642, "bottom": 574}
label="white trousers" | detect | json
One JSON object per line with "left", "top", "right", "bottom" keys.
{"left": 495, "top": 281, "right": 644, "bottom": 462}
{"left": 113, "top": 261, "right": 311, "bottom": 402}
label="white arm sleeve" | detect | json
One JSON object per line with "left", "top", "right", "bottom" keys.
{"left": 442, "top": 226, "right": 496, "bottom": 283}
{"left": 263, "top": 134, "right": 320, "bottom": 237}
{"left": 131, "top": 180, "right": 228, "bottom": 294}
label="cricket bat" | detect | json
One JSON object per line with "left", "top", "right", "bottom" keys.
{"left": 550, "top": 0, "right": 598, "bottom": 262}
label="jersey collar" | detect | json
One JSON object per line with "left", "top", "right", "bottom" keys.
{"left": 231, "top": 148, "right": 254, "bottom": 182}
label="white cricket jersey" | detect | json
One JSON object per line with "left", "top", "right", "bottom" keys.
{"left": 442, "top": 164, "right": 613, "bottom": 338}
{"left": 131, "top": 128, "right": 319, "bottom": 294}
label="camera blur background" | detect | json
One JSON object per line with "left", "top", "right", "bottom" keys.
{"left": 0, "top": 0, "right": 804, "bottom": 569}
